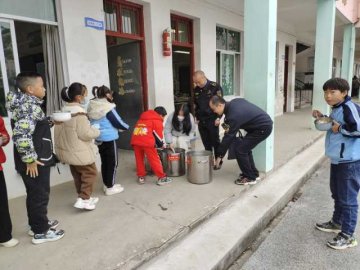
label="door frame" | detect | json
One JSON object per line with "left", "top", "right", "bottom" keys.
{"left": 104, "top": 0, "right": 148, "bottom": 111}
{"left": 283, "top": 45, "right": 289, "bottom": 112}
{"left": 171, "top": 14, "right": 194, "bottom": 112}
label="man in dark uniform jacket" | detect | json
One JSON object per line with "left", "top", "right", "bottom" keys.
{"left": 193, "top": 70, "right": 223, "bottom": 159}
{"left": 209, "top": 96, "right": 273, "bottom": 185}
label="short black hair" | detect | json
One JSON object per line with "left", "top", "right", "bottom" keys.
{"left": 210, "top": 95, "right": 226, "bottom": 106}
{"left": 154, "top": 106, "right": 167, "bottom": 117}
{"left": 16, "top": 71, "right": 42, "bottom": 92}
{"left": 323, "top": 78, "right": 349, "bottom": 93}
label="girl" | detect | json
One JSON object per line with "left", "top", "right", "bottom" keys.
{"left": 164, "top": 103, "right": 196, "bottom": 150}
{"left": 0, "top": 117, "right": 19, "bottom": 247}
{"left": 87, "top": 86, "right": 129, "bottom": 195}
{"left": 54, "top": 83, "right": 100, "bottom": 210}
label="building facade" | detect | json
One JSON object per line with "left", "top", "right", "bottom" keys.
{"left": 0, "top": 0, "right": 359, "bottom": 198}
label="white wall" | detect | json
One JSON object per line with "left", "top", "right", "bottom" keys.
{"left": 57, "top": 0, "right": 109, "bottom": 89}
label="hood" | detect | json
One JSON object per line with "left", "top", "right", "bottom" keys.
{"left": 6, "top": 90, "right": 45, "bottom": 121}
{"left": 87, "top": 98, "right": 116, "bottom": 120}
{"left": 62, "top": 103, "right": 86, "bottom": 114}
{"left": 140, "top": 110, "right": 163, "bottom": 121}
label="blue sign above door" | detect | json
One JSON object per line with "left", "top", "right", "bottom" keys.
{"left": 85, "top": 17, "right": 104, "bottom": 30}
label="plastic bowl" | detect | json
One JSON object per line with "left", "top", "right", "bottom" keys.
{"left": 314, "top": 117, "right": 333, "bottom": 131}
{"left": 52, "top": 111, "right": 71, "bottom": 122}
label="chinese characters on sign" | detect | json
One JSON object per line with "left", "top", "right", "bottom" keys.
{"left": 116, "top": 56, "right": 136, "bottom": 95}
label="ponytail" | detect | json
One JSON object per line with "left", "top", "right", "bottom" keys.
{"left": 61, "top": 83, "right": 86, "bottom": 102}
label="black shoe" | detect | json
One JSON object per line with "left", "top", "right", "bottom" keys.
{"left": 239, "top": 173, "right": 261, "bottom": 181}
{"left": 315, "top": 220, "right": 341, "bottom": 233}
{"left": 213, "top": 160, "right": 223, "bottom": 170}
{"left": 327, "top": 232, "right": 358, "bottom": 250}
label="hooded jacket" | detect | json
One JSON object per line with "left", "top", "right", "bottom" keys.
{"left": 87, "top": 98, "right": 129, "bottom": 142}
{"left": 54, "top": 104, "right": 100, "bottom": 166}
{"left": 326, "top": 96, "right": 360, "bottom": 164}
{"left": 131, "top": 110, "right": 164, "bottom": 148}
{"left": 6, "top": 91, "right": 56, "bottom": 172}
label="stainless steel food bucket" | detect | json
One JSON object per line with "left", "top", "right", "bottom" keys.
{"left": 186, "top": 150, "right": 213, "bottom": 184}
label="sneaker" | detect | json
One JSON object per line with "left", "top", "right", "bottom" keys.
{"left": 138, "top": 177, "right": 145, "bottom": 185}
{"left": 90, "top": 197, "right": 99, "bottom": 204}
{"left": 28, "top": 219, "right": 59, "bottom": 236}
{"left": 74, "top": 198, "right": 96, "bottom": 210}
{"left": 315, "top": 220, "right": 341, "bottom": 233}
{"left": 104, "top": 184, "right": 124, "bottom": 196}
{"left": 102, "top": 184, "right": 123, "bottom": 193}
{"left": 234, "top": 177, "right": 257, "bottom": 186}
{"left": 327, "top": 232, "right": 358, "bottom": 250}
{"left": 0, "top": 238, "right": 19, "bottom": 248}
{"left": 240, "top": 173, "right": 261, "bottom": 181}
{"left": 32, "top": 228, "right": 65, "bottom": 245}
{"left": 157, "top": 177, "right": 172, "bottom": 186}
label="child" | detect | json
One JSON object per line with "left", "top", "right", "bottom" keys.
{"left": 87, "top": 85, "right": 129, "bottom": 196}
{"left": 54, "top": 83, "right": 100, "bottom": 210}
{"left": 164, "top": 103, "right": 196, "bottom": 150}
{"left": 0, "top": 117, "right": 19, "bottom": 247}
{"left": 313, "top": 77, "right": 360, "bottom": 250}
{"left": 131, "top": 107, "right": 172, "bottom": 185}
{"left": 6, "top": 72, "right": 64, "bottom": 244}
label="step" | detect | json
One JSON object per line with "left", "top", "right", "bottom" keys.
{"left": 139, "top": 137, "right": 326, "bottom": 270}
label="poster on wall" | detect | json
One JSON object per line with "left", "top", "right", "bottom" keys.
{"left": 108, "top": 41, "right": 144, "bottom": 150}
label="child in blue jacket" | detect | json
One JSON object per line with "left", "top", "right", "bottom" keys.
{"left": 313, "top": 77, "right": 360, "bottom": 250}
{"left": 87, "top": 86, "right": 129, "bottom": 196}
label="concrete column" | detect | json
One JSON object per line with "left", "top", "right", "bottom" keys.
{"left": 312, "top": 0, "right": 336, "bottom": 116}
{"left": 341, "top": 24, "right": 356, "bottom": 94}
{"left": 243, "top": 0, "right": 277, "bottom": 172}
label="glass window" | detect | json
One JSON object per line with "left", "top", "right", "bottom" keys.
{"left": 221, "top": 54, "right": 235, "bottom": 96}
{"left": 216, "top": 27, "right": 240, "bottom": 52}
{"left": 0, "top": 22, "right": 18, "bottom": 116}
{"left": 227, "top": 30, "right": 240, "bottom": 52}
{"left": 216, "top": 27, "right": 226, "bottom": 50}
{"left": 121, "top": 8, "right": 138, "bottom": 35}
{"left": 104, "top": 2, "right": 118, "bottom": 32}
{"left": 216, "top": 26, "right": 241, "bottom": 96}
{"left": 171, "top": 20, "right": 176, "bottom": 42}
{"left": 0, "top": 0, "right": 56, "bottom": 22}
{"left": 178, "top": 21, "right": 189, "bottom": 43}
{"left": 171, "top": 15, "right": 192, "bottom": 44}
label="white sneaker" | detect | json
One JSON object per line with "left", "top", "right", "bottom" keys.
{"left": 90, "top": 197, "right": 99, "bottom": 205}
{"left": 104, "top": 184, "right": 124, "bottom": 196}
{"left": 103, "top": 184, "right": 123, "bottom": 192}
{"left": 1, "top": 238, "right": 19, "bottom": 248}
{"left": 74, "top": 198, "right": 96, "bottom": 210}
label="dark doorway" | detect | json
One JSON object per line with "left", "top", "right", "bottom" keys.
{"left": 283, "top": 45, "right": 289, "bottom": 112}
{"left": 172, "top": 46, "right": 192, "bottom": 107}
{"left": 107, "top": 37, "right": 144, "bottom": 150}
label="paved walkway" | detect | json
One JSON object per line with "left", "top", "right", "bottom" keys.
{"left": 239, "top": 161, "right": 360, "bottom": 270}
{"left": 0, "top": 108, "right": 322, "bottom": 270}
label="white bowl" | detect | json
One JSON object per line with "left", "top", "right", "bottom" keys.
{"left": 52, "top": 111, "right": 71, "bottom": 122}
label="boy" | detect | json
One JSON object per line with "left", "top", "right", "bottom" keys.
{"left": 313, "top": 77, "right": 360, "bottom": 250}
{"left": 6, "top": 72, "right": 64, "bottom": 244}
{"left": 131, "top": 106, "right": 172, "bottom": 186}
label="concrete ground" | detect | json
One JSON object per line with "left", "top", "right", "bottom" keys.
{"left": 239, "top": 161, "right": 360, "bottom": 270}
{"left": 0, "top": 108, "right": 322, "bottom": 270}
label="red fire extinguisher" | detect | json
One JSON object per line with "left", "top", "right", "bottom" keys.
{"left": 162, "top": 28, "right": 172, "bottom": 56}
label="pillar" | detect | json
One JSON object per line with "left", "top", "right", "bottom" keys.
{"left": 243, "top": 0, "right": 277, "bottom": 172}
{"left": 341, "top": 24, "right": 356, "bottom": 94}
{"left": 312, "top": 0, "right": 336, "bottom": 116}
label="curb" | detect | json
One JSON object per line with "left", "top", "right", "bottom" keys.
{"left": 139, "top": 137, "right": 326, "bottom": 270}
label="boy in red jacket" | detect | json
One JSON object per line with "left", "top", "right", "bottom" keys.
{"left": 131, "top": 107, "right": 172, "bottom": 186}
{"left": 0, "top": 116, "right": 19, "bottom": 247}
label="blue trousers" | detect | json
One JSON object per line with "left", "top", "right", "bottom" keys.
{"left": 330, "top": 160, "right": 360, "bottom": 236}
